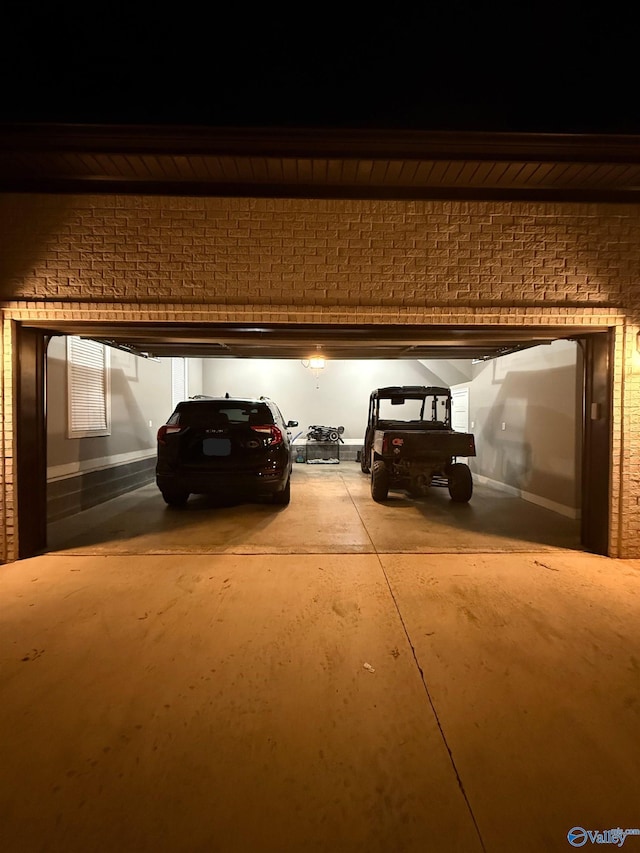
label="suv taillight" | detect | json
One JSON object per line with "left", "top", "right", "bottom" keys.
{"left": 157, "top": 424, "right": 182, "bottom": 445}
{"left": 250, "top": 424, "right": 283, "bottom": 446}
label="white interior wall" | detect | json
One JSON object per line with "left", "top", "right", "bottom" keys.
{"left": 46, "top": 341, "right": 204, "bottom": 478}
{"left": 187, "top": 358, "right": 204, "bottom": 398}
{"left": 201, "top": 358, "right": 458, "bottom": 440}
{"left": 452, "top": 339, "right": 581, "bottom": 514}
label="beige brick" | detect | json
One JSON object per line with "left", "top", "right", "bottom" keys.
{"left": 2, "top": 195, "right": 640, "bottom": 557}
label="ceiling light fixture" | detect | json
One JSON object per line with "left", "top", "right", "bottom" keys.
{"left": 301, "top": 348, "right": 326, "bottom": 388}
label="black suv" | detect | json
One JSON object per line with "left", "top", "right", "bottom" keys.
{"left": 156, "top": 396, "right": 298, "bottom": 507}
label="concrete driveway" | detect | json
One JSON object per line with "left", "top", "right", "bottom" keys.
{"left": 1, "top": 467, "right": 639, "bottom": 852}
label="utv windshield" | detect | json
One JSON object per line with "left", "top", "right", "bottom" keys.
{"left": 377, "top": 394, "right": 451, "bottom": 426}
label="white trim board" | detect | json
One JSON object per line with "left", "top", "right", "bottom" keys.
{"left": 474, "top": 474, "right": 580, "bottom": 520}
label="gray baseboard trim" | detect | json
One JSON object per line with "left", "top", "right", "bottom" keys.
{"left": 47, "top": 456, "right": 156, "bottom": 521}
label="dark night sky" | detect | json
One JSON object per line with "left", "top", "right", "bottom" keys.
{"left": 1, "top": 4, "right": 638, "bottom": 134}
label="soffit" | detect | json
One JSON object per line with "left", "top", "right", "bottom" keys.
{"left": 1, "top": 124, "right": 640, "bottom": 201}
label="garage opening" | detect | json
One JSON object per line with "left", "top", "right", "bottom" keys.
{"left": 12, "top": 322, "right": 610, "bottom": 559}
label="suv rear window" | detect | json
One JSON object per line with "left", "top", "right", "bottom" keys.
{"left": 169, "top": 401, "right": 274, "bottom": 427}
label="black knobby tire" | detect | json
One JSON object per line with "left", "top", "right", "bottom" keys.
{"left": 371, "top": 460, "right": 390, "bottom": 502}
{"left": 272, "top": 476, "right": 291, "bottom": 506}
{"left": 360, "top": 431, "right": 371, "bottom": 473}
{"left": 447, "top": 463, "right": 473, "bottom": 503}
{"left": 162, "top": 489, "right": 189, "bottom": 507}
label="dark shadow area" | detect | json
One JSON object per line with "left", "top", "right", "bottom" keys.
{"left": 377, "top": 483, "right": 580, "bottom": 551}
{"left": 2, "top": 8, "right": 637, "bottom": 134}
{"left": 46, "top": 484, "right": 288, "bottom": 553}
{"left": 165, "top": 493, "right": 289, "bottom": 511}
{"left": 0, "top": 197, "right": 79, "bottom": 298}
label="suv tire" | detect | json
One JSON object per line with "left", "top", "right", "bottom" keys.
{"left": 371, "top": 460, "right": 390, "bottom": 502}
{"left": 272, "top": 476, "right": 291, "bottom": 506}
{"left": 161, "top": 489, "right": 189, "bottom": 507}
{"left": 447, "top": 463, "right": 473, "bottom": 503}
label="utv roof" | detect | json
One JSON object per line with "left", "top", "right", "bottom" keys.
{"left": 370, "top": 386, "right": 451, "bottom": 399}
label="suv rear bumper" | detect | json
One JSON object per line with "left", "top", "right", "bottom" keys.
{"left": 156, "top": 467, "right": 289, "bottom": 497}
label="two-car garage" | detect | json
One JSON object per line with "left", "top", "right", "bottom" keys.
{"left": 28, "top": 319, "right": 607, "bottom": 557}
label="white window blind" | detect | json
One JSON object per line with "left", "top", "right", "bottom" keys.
{"left": 66, "top": 337, "right": 111, "bottom": 438}
{"left": 171, "top": 358, "right": 188, "bottom": 409}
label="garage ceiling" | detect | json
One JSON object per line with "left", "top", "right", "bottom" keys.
{"left": 5, "top": 122, "right": 631, "bottom": 359}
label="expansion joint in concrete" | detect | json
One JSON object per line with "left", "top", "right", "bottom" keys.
{"left": 342, "top": 474, "right": 487, "bottom": 852}
{"left": 374, "top": 555, "right": 488, "bottom": 853}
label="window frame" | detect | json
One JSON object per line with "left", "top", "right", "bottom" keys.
{"left": 171, "top": 357, "right": 189, "bottom": 410}
{"left": 66, "top": 336, "right": 111, "bottom": 439}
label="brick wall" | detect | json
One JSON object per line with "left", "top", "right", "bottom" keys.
{"left": 1, "top": 196, "right": 640, "bottom": 308}
{"left": 1, "top": 194, "right": 639, "bottom": 559}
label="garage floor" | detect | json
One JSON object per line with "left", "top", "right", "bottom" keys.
{"left": 2, "top": 468, "right": 639, "bottom": 852}
{"left": 46, "top": 463, "right": 581, "bottom": 555}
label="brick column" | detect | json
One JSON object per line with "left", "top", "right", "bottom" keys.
{"left": 0, "top": 315, "right": 16, "bottom": 562}
{"left": 613, "top": 318, "right": 640, "bottom": 556}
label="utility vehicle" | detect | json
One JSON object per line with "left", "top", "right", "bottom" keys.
{"left": 361, "top": 386, "right": 476, "bottom": 502}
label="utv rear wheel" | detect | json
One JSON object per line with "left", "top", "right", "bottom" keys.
{"left": 272, "top": 476, "right": 291, "bottom": 506}
{"left": 360, "top": 433, "right": 371, "bottom": 473}
{"left": 161, "top": 489, "right": 189, "bottom": 507}
{"left": 447, "top": 463, "right": 473, "bottom": 503}
{"left": 371, "top": 461, "right": 390, "bottom": 502}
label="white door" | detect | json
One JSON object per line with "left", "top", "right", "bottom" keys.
{"left": 451, "top": 387, "right": 470, "bottom": 461}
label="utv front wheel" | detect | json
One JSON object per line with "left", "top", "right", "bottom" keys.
{"left": 371, "top": 461, "right": 390, "bottom": 502}
{"left": 447, "top": 463, "right": 473, "bottom": 503}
